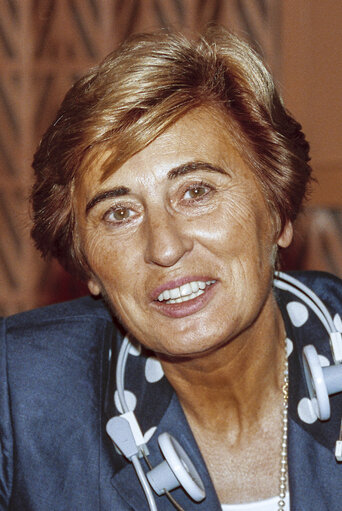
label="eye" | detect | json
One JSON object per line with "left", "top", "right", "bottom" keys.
{"left": 103, "top": 206, "right": 135, "bottom": 223}
{"left": 183, "top": 183, "right": 211, "bottom": 200}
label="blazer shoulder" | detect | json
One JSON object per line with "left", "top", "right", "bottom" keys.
{"left": 1, "top": 296, "right": 119, "bottom": 364}
{"left": 286, "top": 269, "right": 342, "bottom": 288}
{"left": 284, "top": 270, "right": 342, "bottom": 311}
{"left": 4, "top": 295, "right": 112, "bottom": 332}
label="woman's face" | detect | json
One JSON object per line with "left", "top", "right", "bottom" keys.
{"left": 74, "top": 108, "right": 292, "bottom": 357}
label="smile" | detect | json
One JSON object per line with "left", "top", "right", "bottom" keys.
{"left": 157, "top": 280, "right": 216, "bottom": 304}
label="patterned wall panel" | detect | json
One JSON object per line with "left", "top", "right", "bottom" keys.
{"left": 0, "top": 0, "right": 112, "bottom": 315}
{"left": 0, "top": 0, "right": 285, "bottom": 314}
{"left": 31, "top": 0, "right": 112, "bottom": 136}
{"left": 107, "top": 0, "right": 281, "bottom": 75}
{"left": 0, "top": 0, "right": 37, "bottom": 315}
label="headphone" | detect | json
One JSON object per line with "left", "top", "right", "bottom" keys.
{"left": 106, "top": 271, "right": 342, "bottom": 511}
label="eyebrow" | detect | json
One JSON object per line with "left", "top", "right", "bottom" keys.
{"left": 85, "top": 187, "right": 130, "bottom": 215}
{"left": 167, "top": 161, "right": 230, "bottom": 179}
{"left": 85, "top": 160, "right": 230, "bottom": 215}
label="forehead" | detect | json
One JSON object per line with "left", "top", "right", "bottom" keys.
{"left": 78, "top": 107, "right": 250, "bottom": 193}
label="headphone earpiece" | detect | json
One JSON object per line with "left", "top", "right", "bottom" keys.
{"left": 146, "top": 432, "right": 205, "bottom": 502}
{"left": 303, "top": 344, "right": 342, "bottom": 421}
{"left": 106, "top": 414, "right": 206, "bottom": 508}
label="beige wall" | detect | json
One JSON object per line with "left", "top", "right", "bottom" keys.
{"left": 281, "top": 0, "right": 342, "bottom": 207}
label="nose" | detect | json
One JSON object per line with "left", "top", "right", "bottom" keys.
{"left": 144, "top": 208, "right": 193, "bottom": 267}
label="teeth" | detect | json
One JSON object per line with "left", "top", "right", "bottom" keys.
{"left": 190, "top": 281, "right": 199, "bottom": 293}
{"left": 157, "top": 280, "right": 216, "bottom": 303}
{"left": 169, "top": 287, "right": 180, "bottom": 299}
{"left": 180, "top": 283, "right": 192, "bottom": 296}
{"left": 168, "top": 289, "right": 205, "bottom": 304}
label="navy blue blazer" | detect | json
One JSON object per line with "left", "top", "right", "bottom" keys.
{"left": 1, "top": 271, "right": 342, "bottom": 510}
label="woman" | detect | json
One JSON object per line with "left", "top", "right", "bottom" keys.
{"left": 1, "top": 27, "right": 342, "bottom": 511}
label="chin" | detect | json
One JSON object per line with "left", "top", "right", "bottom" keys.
{"left": 154, "top": 334, "right": 229, "bottom": 361}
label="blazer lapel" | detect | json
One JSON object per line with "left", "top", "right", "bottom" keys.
{"left": 288, "top": 417, "right": 342, "bottom": 510}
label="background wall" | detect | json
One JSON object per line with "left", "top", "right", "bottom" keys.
{"left": 0, "top": 0, "right": 341, "bottom": 315}
{"left": 280, "top": 0, "right": 342, "bottom": 277}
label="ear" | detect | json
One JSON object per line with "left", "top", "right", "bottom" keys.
{"left": 87, "top": 276, "right": 101, "bottom": 296}
{"left": 277, "top": 220, "right": 293, "bottom": 248}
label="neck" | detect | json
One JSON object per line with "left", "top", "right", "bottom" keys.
{"left": 158, "top": 291, "right": 286, "bottom": 434}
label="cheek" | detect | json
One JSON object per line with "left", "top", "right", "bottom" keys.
{"left": 83, "top": 235, "right": 119, "bottom": 293}
{"left": 85, "top": 232, "right": 147, "bottom": 302}
{"left": 85, "top": 233, "right": 116, "bottom": 274}
{"left": 205, "top": 197, "right": 275, "bottom": 281}
{"left": 192, "top": 191, "right": 270, "bottom": 253}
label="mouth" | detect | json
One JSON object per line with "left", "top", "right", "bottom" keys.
{"left": 156, "top": 279, "right": 216, "bottom": 304}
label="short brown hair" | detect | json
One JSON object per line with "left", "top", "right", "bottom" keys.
{"left": 31, "top": 26, "right": 312, "bottom": 279}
